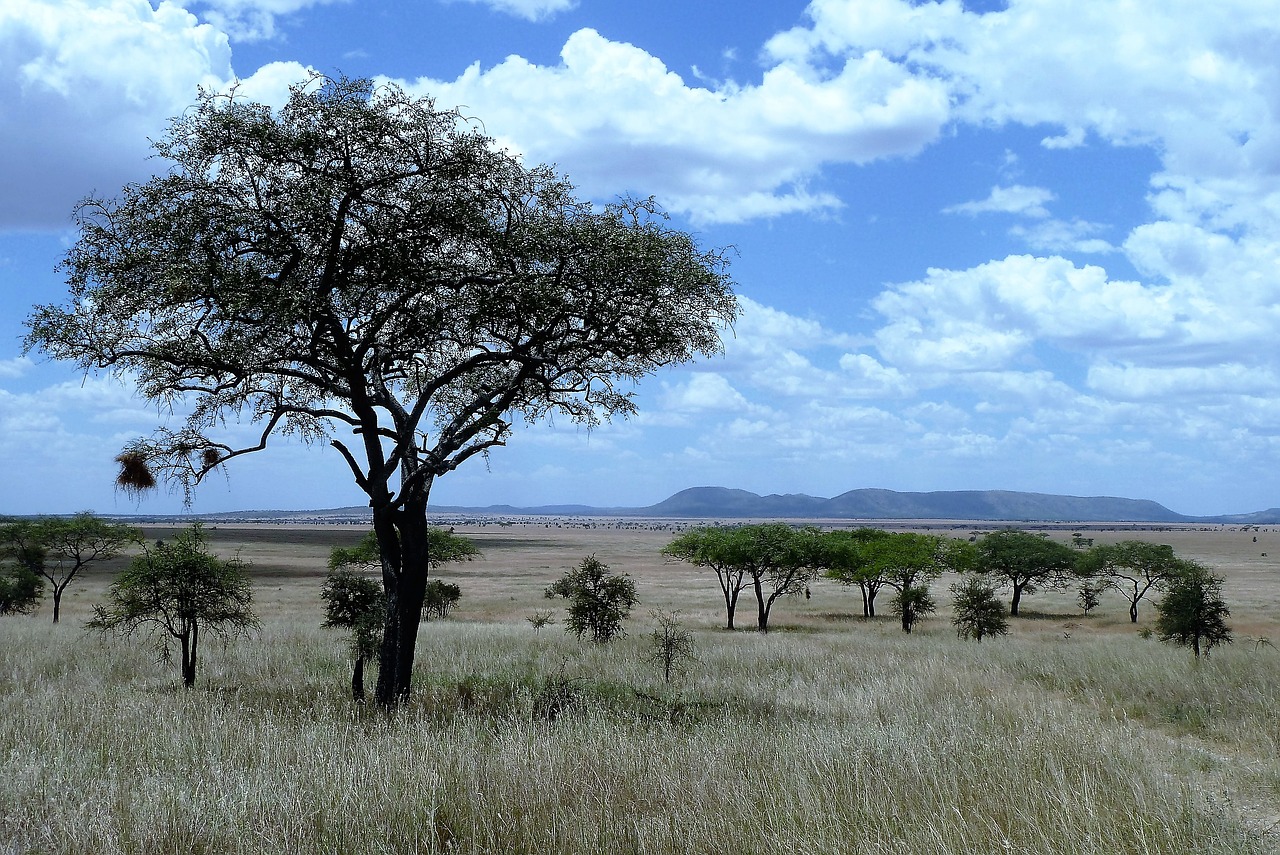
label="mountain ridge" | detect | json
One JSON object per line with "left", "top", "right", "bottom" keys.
{"left": 128, "top": 486, "right": 1280, "bottom": 524}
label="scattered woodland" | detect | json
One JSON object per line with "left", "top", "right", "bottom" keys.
{"left": 2, "top": 517, "right": 1278, "bottom": 855}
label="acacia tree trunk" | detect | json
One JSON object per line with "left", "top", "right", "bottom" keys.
{"left": 1010, "top": 583, "right": 1023, "bottom": 617}
{"left": 752, "top": 573, "right": 770, "bottom": 633}
{"left": 52, "top": 586, "right": 64, "bottom": 623}
{"left": 352, "top": 655, "right": 366, "bottom": 702}
{"left": 181, "top": 622, "right": 199, "bottom": 688}
{"left": 374, "top": 490, "right": 432, "bottom": 711}
{"left": 1129, "top": 600, "right": 1140, "bottom": 623}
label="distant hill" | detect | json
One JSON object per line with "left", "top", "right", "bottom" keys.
{"left": 147, "top": 486, "right": 1280, "bottom": 524}
{"left": 641, "top": 486, "right": 1194, "bottom": 522}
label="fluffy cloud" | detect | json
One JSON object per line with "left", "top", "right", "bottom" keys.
{"left": 396, "top": 27, "right": 950, "bottom": 222}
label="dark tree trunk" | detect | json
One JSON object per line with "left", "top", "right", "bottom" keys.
{"left": 867, "top": 586, "right": 878, "bottom": 618}
{"left": 1010, "top": 584, "right": 1022, "bottom": 617}
{"left": 52, "top": 587, "right": 63, "bottom": 624}
{"left": 1129, "top": 600, "right": 1139, "bottom": 623}
{"left": 753, "top": 574, "right": 769, "bottom": 633}
{"left": 859, "top": 585, "right": 870, "bottom": 618}
{"left": 181, "top": 623, "right": 198, "bottom": 688}
{"left": 352, "top": 655, "right": 366, "bottom": 702}
{"left": 374, "top": 492, "right": 432, "bottom": 710}
{"left": 723, "top": 585, "right": 738, "bottom": 630}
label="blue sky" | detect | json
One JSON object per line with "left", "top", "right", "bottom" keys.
{"left": 2, "top": 0, "right": 1279, "bottom": 517}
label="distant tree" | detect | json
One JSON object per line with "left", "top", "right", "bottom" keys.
{"left": 664, "top": 523, "right": 817, "bottom": 633}
{"left": 328, "top": 528, "right": 477, "bottom": 625}
{"left": 0, "top": 520, "right": 45, "bottom": 616}
{"left": 1077, "top": 581, "right": 1104, "bottom": 616}
{"left": 662, "top": 527, "right": 751, "bottom": 630}
{"left": 545, "top": 555, "right": 638, "bottom": 643}
{"left": 88, "top": 524, "right": 257, "bottom": 688}
{"left": 974, "top": 529, "right": 1078, "bottom": 616}
{"left": 891, "top": 584, "right": 936, "bottom": 634}
{"left": 743, "top": 524, "right": 820, "bottom": 633}
{"left": 1, "top": 514, "right": 141, "bottom": 623}
{"left": 871, "top": 532, "right": 972, "bottom": 633}
{"left": 320, "top": 567, "right": 383, "bottom": 702}
{"left": 816, "top": 527, "right": 894, "bottom": 618}
{"left": 950, "top": 577, "right": 1009, "bottom": 641}
{"left": 25, "top": 74, "right": 736, "bottom": 710}
{"left": 527, "top": 610, "right": 556, "bottom": 633}
{"left": 645, "top": 610, "right": 697, "bottom": 683}
{"left": 1155, "top": 560, "right": 1232, "bottom": 658}
{"left": 0, "top": 561, "right": 43, "bottom": 616}
{"left": 423, "top": 580, "right": 462, "bottom": 620}
{"left": 1079, "top": 541, "right": 1181, "bottom": 623}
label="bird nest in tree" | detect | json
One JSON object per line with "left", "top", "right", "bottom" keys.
{"left": 114, "top": 451, "right": 156, "bottom": 498}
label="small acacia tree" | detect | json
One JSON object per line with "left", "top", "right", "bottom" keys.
{"left": 662, "top": 527, "right": 751, "bottom": 630}
{"left": 870, "top": 532, "right": 972, "bottom": 633}
{"left": 975, "top": 529, "right": 1077, "bottom": 617}
{"left": 1080, "top": 541, "right": 1181, "bottom": 623}
{"left": 545, "top": 555, "right": 638, "bottom": 643}
{"left": 645, "top": 610, "right": 697, "bottom": 683}
{"left": 26, "top": 74, "right": 736, "bottom": 709}
{"left": 950, "top": 577, "right": 1009, "bottom": 641}
{"left": 88, "top": 524, "right": 257, "bottom": 688}
{"left": 817, "top": 527, "right": 894, "bottom": 618}
{"left": 321, "top": 568, "right": 383, "bottom": 701}
{"left": 1, "top": 514, "right": 140, "bottom": 623}
{"left": 1155, "top": 560, "right": 1232, "bottom": 659}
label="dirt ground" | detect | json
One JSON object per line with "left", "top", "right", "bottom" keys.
{"left": 46, "top": 518, "right": 1269, "bottom": 642}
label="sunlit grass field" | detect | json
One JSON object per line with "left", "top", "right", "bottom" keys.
{"left": 2, "top": 521, "right": 1279, "bottom": 854}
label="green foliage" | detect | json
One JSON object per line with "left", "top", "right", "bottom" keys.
{"left": 545, "top": 555, "right": 638, "bottom": 643}
{"left": 664, "top": 523, "right": 818, "bottom": 632}
{"left": 645, "top": 610, "right": 697, "bottom": 683}
{"left": 320, "top": 567, "right": 382, "bottom": 701}
{"left": 328, "top": 529, "right": 480, "bottom": 574}
{"left": 321, "top": 568, "right": 382, "bottom": 660}
{"left": 423, "top": 580, "right": 461, "bottom": 620}
{"left": 974, "top": 528, "right": 1077, "bottom": 616}
{"left": 890, "top": 583, "right": 936, "bottom": 634}
{"left": 527, "top": 610, "right": 556, "bottom": 632}
{"left": 1078, "top": 581, "right": 1104, "bottom": 615}
{"left": 950, "top": 577, "right": 1009, "bottom": 641}
{"left": 814, "top": 527, "right": 895, "bottom": 618}
{"left": 1155, "top": 560, "right": 1233, "bottom": 658}
{"left": 0, "top": 515, "right": 145, "bottom": 622}
{"left": 0, "top": 563, "right": 43, "bottom": 616}
{"left": 1080, "top": 541, "right": 1181, "bottom": 623}
{"left": 87, "top": 524, "right": 257, "bottom": 688}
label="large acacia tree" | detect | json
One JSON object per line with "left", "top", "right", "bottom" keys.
{"left": 25, "top": 75, "right": 737, "bottom": 709}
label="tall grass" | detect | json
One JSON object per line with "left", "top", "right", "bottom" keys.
{"left": 2, "top": 613, "right": 1276, "bottom": 854}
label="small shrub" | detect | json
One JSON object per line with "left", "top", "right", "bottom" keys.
{"left": 950, "top": 577, "right": 1009, "bottom": 642}
{"left": 0, "top": 563, "right": 43, "bottom": 616}
{"left": 645, "top": 610, "right": 697, "bottom": 682}
{"left": 423, "top": 580, "right": 461, "bottom": 620}
{"left": 545, "top": 555, "right": 638, "bottom": 643}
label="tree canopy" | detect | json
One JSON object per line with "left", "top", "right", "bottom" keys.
{"left": 974, "top": 529, "right": 1078, "bottom": 616}
{"left": 25, "top": 74, "right": 735, "bottom": 708}
{"left": 88, "top": 524, "right": 257, "bottom": 688}
{"left": 1079, "top": 541, "right": 1181, "bottom": 623}
{"left": 1155, "top": 560, "right": 1232, "bottom": 658}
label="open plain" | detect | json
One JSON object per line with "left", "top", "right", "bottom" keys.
{"left": 3, "top": 519, "right": 1280, "bottom": 854}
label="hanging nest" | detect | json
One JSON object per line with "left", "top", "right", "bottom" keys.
{"left": 201, "top": 448, "right": 222, "bottom": 469}
{"left": 114, "top": 451, "right": 156, "bottom": 498}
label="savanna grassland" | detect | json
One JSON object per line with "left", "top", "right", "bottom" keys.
{"left": 3, "top": 520, "right": 1280, "bottom": 854}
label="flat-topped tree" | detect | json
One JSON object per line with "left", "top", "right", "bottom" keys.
{"left": 24, "top": 74, "right": 737, "bottom": 710}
